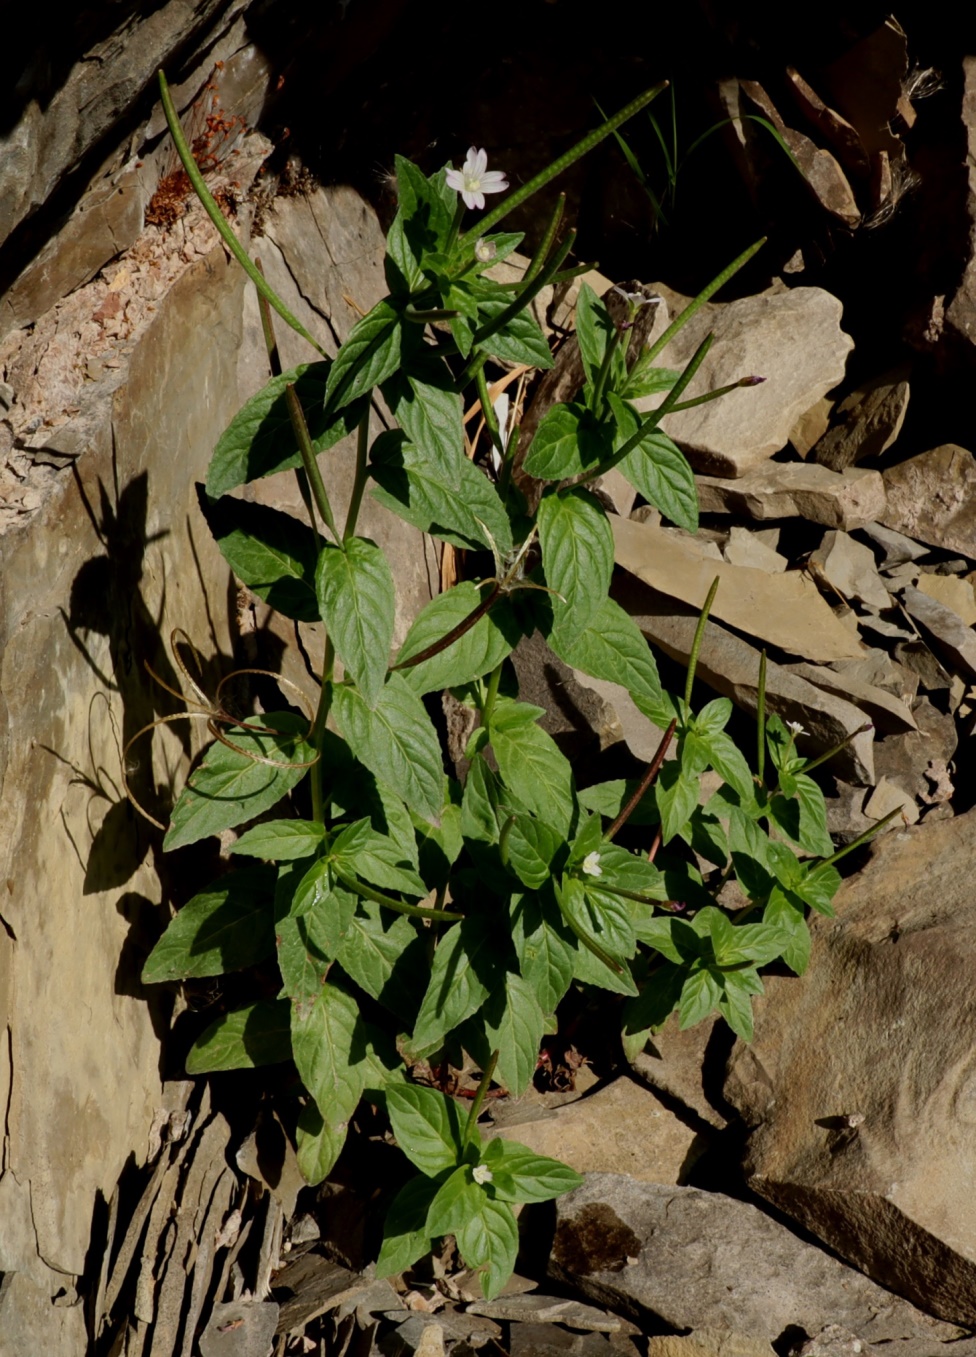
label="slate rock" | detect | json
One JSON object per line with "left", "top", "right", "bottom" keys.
{"left": 696, "top": 463, "right": 886, "bottom": 532}
{"left": 629, "top": 1014, "right": 729, "bottom": 1130}
{"left": 915, "top": 571, "right": 976, "bottom": 626}
{"left": 945, "top": 57, "right": 976, "bottom": 360}
{"left": 647, "top": 1333, "right": 776, "bottom": 1357}
{"left": 899, "top": 585, "right": 976, "bottom": 680}
{"left": 857, "top": 521, "right": 929, "bottom": 567}
{"left": 636, "top": 287, "right": 853, "bottom": 478}
{"left": 809, "top": 530, "right": 891, "bottom": 611}
{"left": 881, "top": 445, "right": 976, "bottom": 558}
{"left": 507, "top": 1323, "right": 621, "bottom": 1357}
{"left": 549, "top": 1175, "right": 962, "bottom": 1345}
{"left": 725, "top": 806, "right": 976, "bottom": 1326}
{"left": 812, "top": 367, "right": 910, "bottom": 472}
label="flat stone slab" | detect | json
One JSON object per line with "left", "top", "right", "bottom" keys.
{"left": 881, "top": 444, "right": 976, "bottom": 558}
{"left": 697, "top": 462, "right": 886, "bottom": 531}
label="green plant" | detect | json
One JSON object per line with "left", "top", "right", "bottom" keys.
{"left": 136, "top": 71, "right": 885, "bottom": 1298}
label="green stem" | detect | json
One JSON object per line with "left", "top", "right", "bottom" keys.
{"left": 667, "top": 375, "right": 764, "bottom": 412}
{"left": 465, "top": 1051, "right": 499, "bottom": 1144}
{"left": 810, "top": 805, "right": 902, "bottom": 874}
{"left": 310, "top": 638, "right": 335, "bottom": 825}
{"left": 590, "top": 325, "right": 627, "bottom": 414}
{"left": 392, "top": 583, "right": 501, "bottom": 674}
{"left": 285, "top": 385, "right": 338, "bottom": 540}
{"left": 458, "top": 82, "right": 668, "bottom": 245}
{"left": 343, "top": 409, "right": 371, "bottom": 542}
{"left": 644, "top": 237, "right": 765, "bottom": 364}
{"left": 800, "top": 722, "right": 874, "bottom": 775}
{"left": 481, "top": 660, "right": 504, "bottom": 726}
{"left": 498, "top": 423, "right": 519, "bottom": 501}
{"left": 157, "top": 70, "right": 326, "bottom": 358}
{"left": 476, "top": 365, "right": 506, "bottom": 459}
{"left": 446, "top": 198, "right": 466, "bottom": 253}
{"left": 604, "top": 718, "right": 676, "bottom": 842}
{"left": 468, "top": 229, "right": 576, "bottom": 354}
{"left": 573, "top": 332, "right": 714, "bottom": 488}
{"left": 523, "top": 193, "right": 566, "bottom": 283}
{"left": 684, "top": 576, "right": 720, "bottom": 706}
{"left": 333, "top": 867, "right": 463, "bottom": 921}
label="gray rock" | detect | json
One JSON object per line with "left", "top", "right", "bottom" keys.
{"left": 790, "top": 396, "right": 834, "bottom": 458}
{"left": 725, "top": 806, "right": 976, "bottom": 1327}
{"left": 549, "top": 1175, "right": 963, "bottom": 1345}
{"left": 697, "top": 462, "right": 886, "bottom": 532}
{"left": 648, "top": 1334, "right": 777, "bottom": 1357}
{"left": 945, "top": 57, "right": 976, "bottom": 360}
{"left": 899, "top": 585, "right": 976, "bottom": 680}
{"left": 857, "top": 521, "right": 929, "bottom": 567}
{"left": 722, "top": 526, "right": 788, "bottom": 573}
{"left": 862, "top": 775, "right": 919, "bottom": 825}
{"left": 881, "top": 445, "right": 976, "bottom": 558}
{"left": 812, "top": 367, "right": 910, "bottom": 471}
{"left": 629, "top": 1014, "right": 729, "bottom": 1130}
{"left": 809, "top": 530, "right": 891, "bottom": 611}
{"left": 636, "top": 288, "right": 853, "bottom": 478}
{"left": 872, "top": 696, "right": 957, "bottom": 805}
{"left": 915, "top": 571, "right": 976, "bottom": 625}
{"left": 198, "top": 1300, "right": 280, "bottom": 1357}
{"left": 781, "top": 662, "right": 917, "bottom": 735}
{"left": 614, "top": 574, "right": 875, "bottom": 784}
{"left": 466, "top": 1293, "right": 624, "bottom": 1329}
{"left": 507, "top": 1323, "right": 620, "bottom": 1357}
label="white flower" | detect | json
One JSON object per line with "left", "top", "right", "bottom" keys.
{"left": 474, "top": 237, "right": 497, "bottom": 263}
{"left": 472, "top": 1164, "right": 493, "bottom": 1185}
{"left": 611, "top": 285, "right": 661, "bottom": 308}
{"left": 445, "top": 147, "right": 509, "bottom": 211}
{"left": 786, "top": 720, "right": 808, "bottom": 737}
{"left": 582, "top": 851, "right": 603, "bottom": 878}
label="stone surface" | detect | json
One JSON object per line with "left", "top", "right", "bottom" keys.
{"left": 724, "top": 806, "right": 976, "bottom": 1326}
{"left": 790, "top": 396, "right": 834, "bottom": 458}
{"left": 862, "top": 775, "right": 919, "bottom": 824}
{"left": 507, "top": 1323, "right": 622, "bottom": 1357}
{"left": 782, "top": 662, "right": 917, "bottom": 735}
{"left": 881, "top": 445, "right": 976, "bottom": 558}
{"left": 647, "top": 1333, "right": 776, "bottom": 1357}
{"left": 629, "top": 1014, "right": 729, "bottom": 1130}
{"left": 813, "top": 367, "right": 910, "bottom": 472}
{"left": 872, "top": 696, "right": 957, "bottom": 805}
{"left": 697, "top": 463, "right": 886, "bottom": 532}
{"left": 612, "top": 517, "right": 864, "bottom": 664}
{"left": 549, "top": 1175, "right": 963, "bottom": 1346}
{"left": 809, "top": 530, "right": 891, "bottom": 611}
{"left": 858, "top": 521, "right": 929, "bottom": 567}
{"left": 899, "top": 585, "right": 976, "bottom": 680}
{"left": 916, "top": 571, "right": 976, "bottom": 625}
{"left": 484, "top": 1076, "right": 708, "bottom": 1185}
{"left": 945, "top": 57, "right": 976, "bottom": 359}
{"left": 722, "top": 525, "right": 788, "bottom": 573}
{"left": 637, "top": 287, "right": 853, "bottom": 478}
{"left": 467, "top": 1294, "right": 623, "bottom": 1329}
{"left": 615, "top": 574, "right": 875, "bottom": 784}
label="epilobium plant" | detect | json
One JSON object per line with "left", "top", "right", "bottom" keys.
{"left": 138, "top": 73, "right": 883, "bottom": 1297}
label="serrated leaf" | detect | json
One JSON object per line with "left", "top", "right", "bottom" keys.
{"left": 333, "top": 675, "right": 444, "bottom": 825}
{"left": 481, "top": 1138, "right": 584, "bottom": 1202}
{"left": 504, "top": 815, "right": 563, "bottom": 890}
{"left": 427, "top": 1166, "right": 487, "bottom": 1238}
{"left": 577, "top": 778, "right": 657, "bottom": 826}
{"left": 207, "top": 363, "right": 365, "bottom": 499}
{"left": 510, "top": 891, "right": 576, "bottom": 1015}
{"left": 291, "top": 982, "right": 367, "bottom": 1128}
{"left": 325, "top": 298, "right": 402, "bottom": 411}
{"left": 701, "top": 729, "right": 755, "bottom": 802}
{"left": 336, "top": 901, "right": 426, "bottom": 1024}
{"left": 411, "top": 915, "right": 508, "bottom": 1053}
{"left": 482, "top": 973, "right": 546, "bottom": 1096}
{"left": 396, "top": 583, "right": 521, "bottom": 696}
{"left": 316, "top": 537, "right": 395, "bottom": 707}
{"left": 769, "top": 772, "right": 833, "bottom": 857}
{"left": 142, "top": 867, "right": 275, "bottom": 981}
{"left": 574, "top": 283, "right": 614, "bottom": 387}
{"left": 185, "top": 1000, "right": 291, "bottom": 1073}
{"left": 232, "top": 819, "right": 327, "bottom": 861}
{"left": 678, "top": 967, "right": 722, "bottom": 1028}
{"left": 375, "top": 1173, "right": 441, "bottom": 1278}
{"left": 164, "top": 714, "right": 315, "bottom": 851}
{"left": 461, "top": 756, "right": 501, "bottom": 846}
{"left": 522, "top": 402, "right": 609, "bottom": 481}
{"left": 489, "top": 699, "right": 575, "bottom": 837}
{"left": 475, "top": 301, "right": 553, "bottom": 370}
{"left": 330, "top": 819, "right": 427, "bottom": 897}
{"left": 456, "top": 1198, "right": 520, "bottom": 1299}
{"left": 621, "top": 360, "right": 680, "bottom": 400}
{"left": 386, "top": 1084, "right": 466, "bottom": 1175}
{"left": 719, "top": 977, "right": 756, "bottom": 1041}
{"left": 198, "top": 493, "right": 319, "bottom": 621}
{"left": 623, "top": 961, "right": 684, "bottom": 1034}
{"left": 371, "top": 432, "right": 512, "bottom": 554}
{"left": 295, "top": 1100, "right": 348, "bottom": 1185}
{"left": 655, "top": 761, "right": 699, "bottom": 844}
{"left": 276, "top": 913, "right": 331, "bottom": 1004}
{"left": 548, "top": 597, "right": 661, "bottom": 704}
{"left": 383, "top": 355, "right": 464, "bottom": 489}
{"left": 537, "top": 488, "right": 612, "bottom": 640}
{"left": 607, "top": 393, "right": 698, "bottom": 532}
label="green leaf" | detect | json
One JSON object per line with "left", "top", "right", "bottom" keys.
{"left": 595, "top": 843, "right": 668, "bottom": 899}
{"left": 232, "top": 819, "right": 327, "bottom": 861}
{"left": 276, "top": 913, "right": 332, "bottom": 1004}
{"left": 523, "top": 403, "right": 608, "bottom": 481}
{"left": 199, "top": 494, "right": 319, "bottom": 622}
{"left": 574, "top": 283, "right": 614, "bottom": 387}
{"left": 142, "top": 868, "right": 275, "bottom": 981}
{"left": 483, "top": 972, "right": 546, "bottom": 1096}
{"left": 578, "top": 778, "right": 657, "bottom": 826}
{"left": 291, "top": 982, "right": 366, "bottom": 1129}
{"left": 719, "top": 976, "right": 756, "bottom": 1041}
{"left": 383, "top": 356, "right": 464, "bottom": 489}
{"left": 769, "top": 773, "right": 833, "bottom": 857}
{"left": 371, "top": 432, "right": 513, "bottom": 554}
{"left": 548, "top": 597, "right": 661, "bottom": 704}
{"left": 386, "top": 1084, "right": 466, "bottom": 1176}
{"left": 489, "top": 699, "right": 575, "bottom": 837}
{"left": 411, "top": 915, "right": 508, "bottom": 1053}
{"left": 475, "top": 300, "right": 553, "bottom": 369}
{"left": 317, "top": 537, "right": 395, "bottom": 707}
{"left": 701, "top": 730, "right": 754, "bottom": 803}
{"left": 207, "top": 363, "right": 365, "bottom": 499}
{"left": 325, "top": 298, "right": 402, "bottom": 411}
{"left": 557, "top": 876, "right": 637, "bottom": 996}
{"left": 456, "top": 1197, "right": 520, "bottom": 1300}
{"left": 461, "top": 756, "right": 501, "bottom": 846}
{"left": 655, "top": 761, "right": 699, "bottom": 844}
{"left": 396, "top": 583, "right": 521, "bottom": 696}
{"left": 623, "top": 961, "right": 684, "bottom": 1034}
{"left": 330, "top": 819, "right": 427, "bottom": 897}
{"left": 375, "top": 1173, "right": 441, "bottom": 1278}
{"left": 164, "top": 714, "right": 315, "bottom": 851}
{"left": 504, "top": 815, "right": 563, "bottom": 891}
{"left": 794, "top": 864, "right": 841, "bottom": 917}
{"left": 621, "top": 360, "right": 680, "bottom": 400}
{"left": 333, "top": 675, "right": 444, "bottom": 825}
{"left": 678, "top": 967, "right": 722, "bottom": 1028}
{"left": 481, "top": 1138, "right": 584, "bottom": 1202}
{"left": 336, "top": 900, "right": 426, "bottom": 1024}
{"left": 427, "top": 1166, "right": 487, "bottom": 1238}
{"left": 294, "top": 869, "right": 358, "bottom": 954}
{"left": 607, "top": 393, "right": 698, "bottom": 532}
{"left": 537, "top": 488, "right": 612, "bottom": 640}
{"left": 510, "top": 891, "right": 576, "bottom": 1014}
{"left": 764, "top": 893, "right": 811, "bottom": 975}
{"left": 185, "top": 999, "right": 291, "bottom": 1073}
{"left": 728, "top": 806, "right": 776, "bottom": 900}
{"left": 296, "top": 1100, "right": 348, "bottom": 1186}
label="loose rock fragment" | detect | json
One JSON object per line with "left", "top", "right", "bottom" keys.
{"left": 812, "top": 366, "right": 910, "bottom": 471}
{"left": 899, "top": 585, "right": 976, "bottom": 680}
{"left": 696, "top": 462, "right": 886, "bottom": 531}
{"left": 881, "top": 444, "right": 976, "bottom": 558}
{"left": 809, "top": 529, "right": 891, "bottom": 611}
